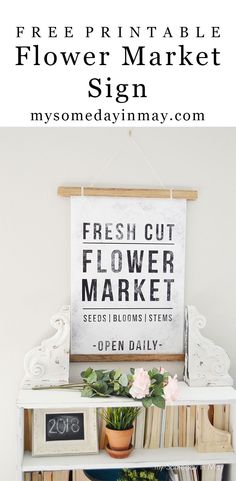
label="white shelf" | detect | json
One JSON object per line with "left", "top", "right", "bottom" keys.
{"left": 17, "top": 382, "right": 236, "bottom": 409}
{"left": 23, "top": 449, "right": 236, "bottom": 471}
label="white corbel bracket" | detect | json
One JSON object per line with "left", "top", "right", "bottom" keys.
{"left": 184, "top": 305, "right": 233, "bottom": 387}
{"left": 22, "top": 305, "right": 70, "bottom": 389}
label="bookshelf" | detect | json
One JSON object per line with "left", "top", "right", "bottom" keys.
{"left": 23, "top": 449, "right": 236, "bottom": 472}
{"left": 17, "top": 382, "right": 236, "bottom": 481}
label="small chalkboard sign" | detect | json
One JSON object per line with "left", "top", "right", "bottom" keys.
{"left": 32, "top": 408, "right": 98, "bottom": 456}
{"left": 46, "top": 413, "right": 84, "bottom": 442}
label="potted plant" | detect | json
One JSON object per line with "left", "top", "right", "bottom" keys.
{"left": 118, "top": 469, "right": 160, "bottom": 481}
{"left": 102, "top": 407, "right": 141, "bottom": 458}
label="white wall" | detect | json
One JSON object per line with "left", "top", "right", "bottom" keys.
{"left": 0, "top": 127, "right": 236, "bottom": 480}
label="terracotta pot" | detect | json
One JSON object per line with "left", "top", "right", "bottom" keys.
{"left": 105, "top": 426, "right": 133, "bottom": 451}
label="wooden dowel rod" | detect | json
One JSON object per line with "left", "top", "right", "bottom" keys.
{"left": 58, "top": 186, "right": 198, "bottom": 201}
{"left": 70, "top": 353, "right": 184, "bottom": 362}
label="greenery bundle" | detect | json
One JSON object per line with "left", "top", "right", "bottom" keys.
{"left": 34, "top": 366, "right": 178, "bottom": 409}
{"left": 80, "top": 366, "right": 169, "bottom": 408}
{"left": 102, "top": 407, "right": 141, "bottom": 431}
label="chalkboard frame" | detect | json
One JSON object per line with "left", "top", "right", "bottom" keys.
{"left": 32, "top": 408, "right": 98, "bottom": 456}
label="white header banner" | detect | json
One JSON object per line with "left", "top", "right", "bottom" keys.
{"left": 1, "top": 0, "right": 235, "bottom": 126}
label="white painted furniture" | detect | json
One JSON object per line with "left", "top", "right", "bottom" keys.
{"left": 184, "top": 306, "right": 233, "bottom": 387}
{"left": 17, "top": 382, "right": 236, "bottom": 481}
{"left": 23, "top": 306, "right": 70, "bottom": 389}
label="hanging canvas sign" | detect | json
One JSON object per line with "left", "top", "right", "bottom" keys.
{"left": 71, "top": 195, "right": 186, "bottom": 358}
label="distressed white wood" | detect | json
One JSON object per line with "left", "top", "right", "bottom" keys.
{"left": 16, "top": 407, "right": 24, "bottom": 481}
{"left": 22, "top": 448, "right": 236, "bottom": 471}
{"left": 23, "top": 306, "right": 70, "bottom": 388}
{"left": 228, "top": 403, "right": 236, "bottom": 480}
{"left": 17, "top": 382, "right": 236, "bottom": 409}
{"left": 184, "top": 305, "right": 233, "bottom": 387}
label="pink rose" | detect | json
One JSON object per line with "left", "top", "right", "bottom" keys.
{"left": 129, "top": 368, "right": 151, "bottom": 399}
{"left": 164, "top": 375, "right": 179, "bottom": 402}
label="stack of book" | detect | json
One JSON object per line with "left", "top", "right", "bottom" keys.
{"left": 124, "top": 404, "right": 229, "bottom": 450}
{"left": 168, "top": 464, "right": 224, "bottom": 481}
{"left": 24, "top": 472, "right": 89, "bottom": 481}
{"left": 24, "top": 473, "right": 70, "bottom": 481}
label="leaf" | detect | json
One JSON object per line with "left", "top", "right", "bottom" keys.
{"left": 109, "top": 370, "right": 116, "bottom": 380}
{"left": 152, "top": 373, "right": 164, "bottom": 384}
{"left": 81, "top": 386, "right": 94, "bottom": 397}
{"left": 152, "top": 385, "right": 164, "bottom": 397}
{"left": 114, "top": 382, "right": 120, "bottom": 391}
{"left": 114, "top": 369, "right": 122, "bottom": 380}
{"left": 152, "top": 395, "right": 165, "bottom": 409}
{"left": 120, "top": 373, "right": 128, "bottom": 387}
{"left": 93, "top": 381, "right": 109, "bottom": 394}
{"left": 142, "top": 397, "right": 153, "bottom": 408}
{"left": 81, "top": 367, "right": 93, "bottom": 379}
{"left": 87, "top": 371, "right": 97, "bottom": 384}
{"left": 130, "top": 368, "right": 135, "bottom": 375}
{"left": 96, "top": 370, "right": 106, "bottom": 381}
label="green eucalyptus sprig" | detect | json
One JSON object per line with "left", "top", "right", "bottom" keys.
{"left": 33, "top": 366, "right": 177, "bottom": 409}
{"left": 80, "top": 366, "right": 169, "bottom": 409}
{"left": 80, "top": 367, "right": 131, "bottom": 398}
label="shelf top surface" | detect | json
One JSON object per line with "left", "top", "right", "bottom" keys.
{"left": 23, "top": 448, "right": 236, "bottom": 471}
{"left": 17, "top": 382, "right": 236, "bottom": 408}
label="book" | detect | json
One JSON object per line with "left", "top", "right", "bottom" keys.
{"left": 188, "top": 467, "right": 195, "bottom": 481}
{"left": 178, "top": 406, "right": 186, "bottom": 447}
{"left": 160, "top": 406, "right": 166, "bottom": 448}
{"left": 192, "top": 467, "right": 199, "bottom": 481}
{"left": 177, "top": 466, "right": 184, "bottom": 481}
{"left": 132, "top": 419, "right": 136, "bottom": 445}
{"left": 24, "top": 474, "right": 31, "bottom": 481}
{"left": 164, "top": 406, "right": 174, "bottom": 448}
{"left": 99, "top": 410, "right": 107, "bottom": 449}
{"left": 73, "top": 471, "right": 90, "bottom": 481}
{"left": 52, "top": 472, "right": 70, "bottom": 481}
{"left": 32, "top": 473, "right": 40, "bottom": 481}
{"left": 24, "top": 409, "right": 32, "bottom": 452}
{"left": 186, "top": 405, "right": 196, "bottom": 447}
{"left": 149, "top": 407, "right": 162, "bottom": 448}
{"left": 172, "top": 406, "right": 179, "bottom": 447}
{"left": 201, "top": 465, "right": 216, "bottom": 481}
{"left": 180, "top": 467, "right": 188, "bottom": 481}
{"left": 223, "top": 405, "right": 230, "bottom": 431}
{"left": 73, "top": 471, "right": 80, "bottom": 481}
{"left": 42, "top": 473, "right": 53, "bottom": 481}
{"left": 134, "top": 407, "right": 146, "bottom": 448}
{"left": 144, "top": 407, "right": 154, "bottom": 448}
{"left": 169, "top": 467, "right": 179, "bottom": 481}
{"left": 213, "top": 405, "right": 225, "bottom": 430}
{"left": 215, "top": 464, "right": 224, "bottom": 481}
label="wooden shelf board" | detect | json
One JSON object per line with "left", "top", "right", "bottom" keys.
{"left": 17, "top": 382, "right": 236, "bottom": 409}
{"left": 23, "top": 448, "right": 236, "bottom": 472}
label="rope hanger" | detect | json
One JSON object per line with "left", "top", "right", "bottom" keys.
{"left": 88, "top": 127, "right": 168, "bottom": 191}
{"left": 58, "top": 128, "right": 198, "bottom": 200}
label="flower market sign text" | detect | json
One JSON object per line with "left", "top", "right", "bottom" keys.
{"left": 71, "top": 196, "right": 186, "bottom": 356}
